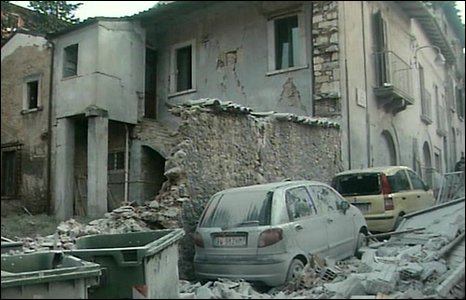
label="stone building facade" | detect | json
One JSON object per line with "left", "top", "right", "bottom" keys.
{"left": 1, "top": 31, "right": 52, "bottom": 215}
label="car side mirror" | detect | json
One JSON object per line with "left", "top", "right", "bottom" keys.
{"left": 339, "top": 201, "right": 350, "bottom": 213}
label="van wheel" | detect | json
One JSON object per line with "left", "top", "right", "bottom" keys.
{"left": 285, "top": 259, "right": 304, "bottom": 283}
{"left": 355, "top": 231, "right": 366, "bottom": 258}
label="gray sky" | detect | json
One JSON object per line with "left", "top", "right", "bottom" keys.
{"left": 9, "top": 1, "right": 466, "bottom": 24}
{"left": 10, "top": 1, "right": 159, "bottom": 20}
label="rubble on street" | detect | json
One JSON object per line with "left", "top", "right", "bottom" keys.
{"left": 4, "top": 193, "right": 464, "bottom": 299}
{"left": 177, "top": 198, "right": 465, "bottom": 299}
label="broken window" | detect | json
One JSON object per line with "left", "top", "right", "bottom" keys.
{"left": 1, "top": 149, "right": 19, "bottom": 198}
{"left": 63, "top": 44, "right": 78, "bottom": 78}
{"left": 108, "top": 151, "right": 125, "bottom": 171}
{"left": 176, "top": 45, "right": 192, "bottom": 92}
{"left": 275, "top": 15, "right": 299, "bottom": 70}
{"left": 26, "top": 80, "right": 39, "bottom": 109}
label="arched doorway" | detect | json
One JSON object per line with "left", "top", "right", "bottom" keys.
{"left": 381, "top": 130, "right": 397, "bottom": 166}
{"left": 422, "top": 141, "right": 432, "bottom": 187}
{"left": 141, "top": 145, "right": 166, "bottom": 202}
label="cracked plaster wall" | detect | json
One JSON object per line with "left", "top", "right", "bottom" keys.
{"left": 1, "top": 34, "right": 51, "bottom": 215}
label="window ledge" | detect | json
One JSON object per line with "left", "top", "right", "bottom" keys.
{"left": 168, "top": 88, "right": 197, "bottom": 98}
{"left": 436, "top": 128, "right": 447, "bottom": 137}
{"left": 266, "top": 65, "right": 309, "bottom": 76}
{"left": 21, "top": 106, "right": 43, "bottom": 115}
{"left": 420, "top": 114, "right": 432, "bottom": 125}
{"left": 61, "top": 74, "right": 79, "bottom": 81}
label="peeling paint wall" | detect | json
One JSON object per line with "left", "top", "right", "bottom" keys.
{"left": 145, "top": 1, "right": 315, "bottom": 128}
{"left": 1, "top": 34, "right": 51, "bottom": 215}
{"left": 149, "top": 107, "right": 341, "bottom": 280}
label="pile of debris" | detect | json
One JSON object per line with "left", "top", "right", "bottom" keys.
{"left": 177, "top": 199, "right": 465, "bottom": 299}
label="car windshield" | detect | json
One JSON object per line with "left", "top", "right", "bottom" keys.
{"left": 333, "top": 173, "right": 381, "bottom": 196}
{"left": 199, "top": 189, "right": 273, "bottom": 229}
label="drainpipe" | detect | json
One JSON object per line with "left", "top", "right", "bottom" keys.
{"left": 361, "top": 2, "right": 371, "bottom": 167}
{"left": 124, "top": 124, "right": 129, "bottom": 203}
{"left": 342, "top": 3, "right": 351, "bottom": 169}
{"left": 46, "top": 39, "right": 55, "bottom": 215}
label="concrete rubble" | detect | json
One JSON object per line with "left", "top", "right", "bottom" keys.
{"left": 3, "top": 191, "right": 464, "bottom": 299}
{"left": 177, "top": 199, "right": 465, "bottom": 299}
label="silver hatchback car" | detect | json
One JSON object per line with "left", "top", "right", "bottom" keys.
{"left": 193, "top": 180, "right": 368, "bottom": 287}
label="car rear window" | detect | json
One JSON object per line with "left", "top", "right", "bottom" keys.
{"left": 332, "top": 173, "right": 381, "bottom": 196}
{"left": 199, "top": 190, "right": 273, "bottom": 228}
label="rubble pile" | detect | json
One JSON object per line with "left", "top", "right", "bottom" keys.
{"left": 177, "top": 199, "right": 465, "bottom": 299}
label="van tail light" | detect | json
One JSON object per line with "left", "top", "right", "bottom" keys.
{"left": 193, "top": 231, "right": 204, "bottom": 248}
{"left": 258, "top": 228, "right": 283, "bottom": 248}
{"left": 381, "top": 174, "right": 394, "bottom": 211}
{"left": 384, "top": 196, "right": 394, "bottom": 210}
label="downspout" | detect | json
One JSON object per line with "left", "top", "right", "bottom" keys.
{"left": 342, "top": 2, "right": 352, "bottom": 169}
{"left": 361, "top": 2, "right": 371, "bottom": 167}
{"left": 46, "top": 39, "right": 55, "bottom": 215}
{"left": 124, "top": 124, "right": 129, "bottom": 203}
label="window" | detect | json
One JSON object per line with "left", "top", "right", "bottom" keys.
{"left": 170, "top": 41, "right": 195, "bottom": 94}
{"left": 22, "top": 75, "right": 41, "bottom": 112}
{"left": 285, "top": 187, "right": 313, "bottom": 220}
{"left": 27, "top": 81, "right": 39, "bottom": 109}
{"left": 456, "top": 87, "right": 464, "bottom": 119}
{"left": 176, "top": 46, "right": 192, "bottom": 91}
{"left": 407, "top": 170, "right": 426, "bottom": 190}
{"left": 267, "top": 12, "right": 305, "bottom": 72}
{"left": 308, "top": 185, "right": 339, "bottom": 214}
{"left": 108, "top": 151, "right": 125, "bottom": 171}
{"left": 419, "top": 65, "right": 432, "bottom": 124}
{"left": 387, "top": 171, "right": 410, "bottom": 192}
{"left": 63, "top": 44, "right": 78, "bottom": 78}
{"left": 372, "top": 11, "right": 388, "bottom": 86}
{"left": 144, "top": 47, "right": 157, "bottom": 119}
{"left": 1, "top": 149, "right": 19, "bottom": 198}
{"left": 275, "top": 15, "right": 299, "bottom": 69}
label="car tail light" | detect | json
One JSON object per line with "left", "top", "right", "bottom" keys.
{"left": 384, "top": 196, "right": 394, "bottom": 210}
{"left": 381, "top": 174, "right": 394, "bottom": 210}
{"left": 258, "top": 228, "right": 283, "bottom": 248}
{"left": 193, "top": 231, "right": 204, "bottom": 248}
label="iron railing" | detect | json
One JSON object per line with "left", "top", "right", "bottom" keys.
{"left": 373, "top": 50, "right": 413, "bottom": 101}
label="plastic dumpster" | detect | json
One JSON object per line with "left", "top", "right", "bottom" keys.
{"left": 1, "top": 237, "right": 23, "bottom": 254}
{"left": 68, "top": 229, "right": 185, "bottom": 299}
{"left": 1, "top": 251, "right": 101, "bottom": 299}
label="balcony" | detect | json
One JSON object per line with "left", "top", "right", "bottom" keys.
{"left": 373, "top": 51, "right": 414, "bottom": 114}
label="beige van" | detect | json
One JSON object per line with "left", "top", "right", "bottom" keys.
{"left": 331, "top": 166, "right": 436, "bottom": 232}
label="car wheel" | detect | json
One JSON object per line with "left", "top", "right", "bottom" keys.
{"left": 285, "top": 259, "right": 304, "bottom": 283}
{"left": 355, "top": 231, "right": 366, "bottom": 258}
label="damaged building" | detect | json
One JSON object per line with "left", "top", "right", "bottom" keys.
{"left": 1, "top": 0, "right": 465, "bottom": 280}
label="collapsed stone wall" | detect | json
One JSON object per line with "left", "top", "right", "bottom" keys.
{"left": 156, "top": 102, "right": 342, "bottom": 279}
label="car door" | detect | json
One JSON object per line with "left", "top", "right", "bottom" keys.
{"left": 307, "top": 185, "right": 355, "bottom": 260}
{"left": 284, "top": 186, "right": 329, "bottom": 258}
{"left": 406, "top": 169, "right": 435, "bottom": 210}
{"left": 388, "top": 169, "right": 417, "bottom": 214}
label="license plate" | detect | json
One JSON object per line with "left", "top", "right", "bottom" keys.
{"left": 213, "top": 235, "right": 247, "bottom": 247}
{"left": 354, "top": 203, "right": 369, "bottom": 213}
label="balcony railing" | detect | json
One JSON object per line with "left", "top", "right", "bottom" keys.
{"left": 373, "top": 51, "right": 414, "bottom": 113}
